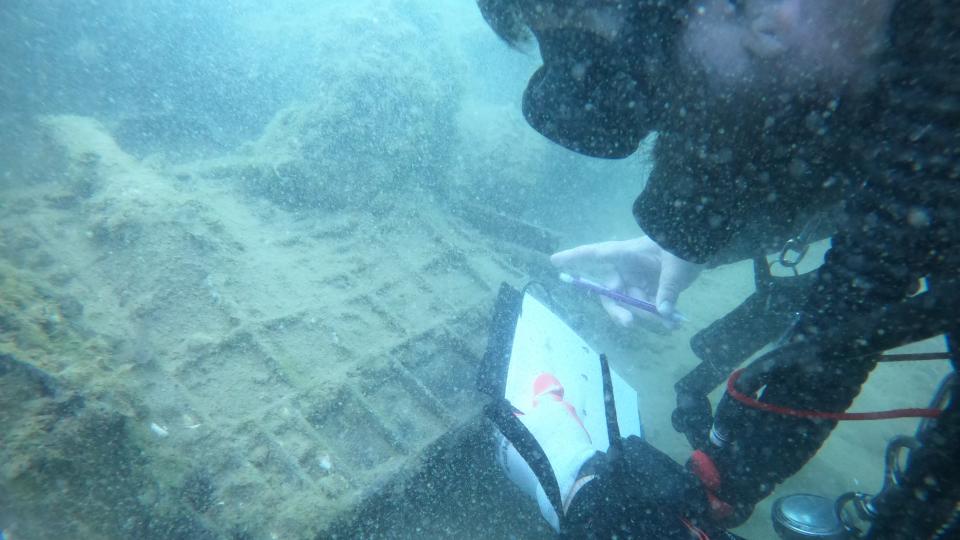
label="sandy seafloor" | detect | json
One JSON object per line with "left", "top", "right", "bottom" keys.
{"left": 1, "top": 4, "right": 953, "bottom": 538}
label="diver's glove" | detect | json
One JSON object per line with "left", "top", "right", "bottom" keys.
{"left": 672, "top": 391, "right": 714, "bottom": 451}
{"left": 561, "top": 436, "right": 716, "bottom": 539}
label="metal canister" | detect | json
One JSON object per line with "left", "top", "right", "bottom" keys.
{"left": 772, "top": 494, "right": 849, "bottom": 540}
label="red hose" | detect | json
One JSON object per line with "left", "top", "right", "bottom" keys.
{"left": 726, "top": 368, "right": 942, "bottom": 420}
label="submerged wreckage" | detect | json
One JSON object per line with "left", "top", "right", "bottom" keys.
{"left": 0, "top": 113, "right": 570, "bottom": 539}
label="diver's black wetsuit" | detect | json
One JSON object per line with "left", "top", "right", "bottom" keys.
{"left": 630, "top": 0, "right": 960, "bottom": 535}
{"left": 480, "top": 0, "right": 960, "bottom": 537}
{"left": 724, "top": 3, "right": 960, "bottom": 537}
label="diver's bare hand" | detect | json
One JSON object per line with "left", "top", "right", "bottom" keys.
{"left": 550, "top": 237, "right": 702, "bottom": 328}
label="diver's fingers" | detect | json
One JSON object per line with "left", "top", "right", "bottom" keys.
{"left": 600, "top": 295, "right": 634, "bottom": 327}
{"left": 596, "top": 273, "right": 634, "bottom": 327}
{"left": 624, "top": 285, "right": 673, "bottom": 329}
{"left": 550, "top": 240, "right": 631, "bottom": 268}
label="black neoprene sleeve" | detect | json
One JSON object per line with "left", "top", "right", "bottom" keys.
{"left": 701, "top": 0, "right": 960, "bottom": 528}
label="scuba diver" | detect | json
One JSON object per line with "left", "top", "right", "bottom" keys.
{"left": 477, "top": 0, "right": 960, "bottom": 538}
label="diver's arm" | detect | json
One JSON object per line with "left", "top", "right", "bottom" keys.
{"left": 632, "top": 130, "right": 748, "bottom": 266}
{"left": 632, "top": 127, "right": 838, "bottom": 267}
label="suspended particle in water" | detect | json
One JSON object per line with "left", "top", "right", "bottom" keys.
{"left": 150, "top": 422, "right": 169, "bottom": 438}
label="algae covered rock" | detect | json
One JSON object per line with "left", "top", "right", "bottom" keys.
{"left": 453, "top": 100, "right": 552, "bottom": 214}
{"left": 230, "top": 1, "right": 464, "bottom": 210}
